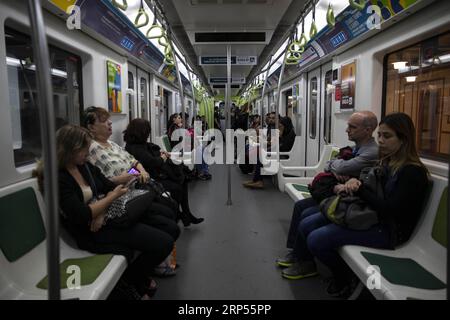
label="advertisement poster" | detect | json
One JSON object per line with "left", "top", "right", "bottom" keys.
{"left": 340, "top": 61, "right": 356, "bottom": 111}
{"left": 107, "top": 60, "right": 122, "bottom": 113}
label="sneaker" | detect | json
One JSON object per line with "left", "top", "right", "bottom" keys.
{"left": 276, "top": 251, "right": 298, "bottom": 267}
{"left": 152, "top": 265, "right": 177, "bottom": 277}
{"left": 326, "top": 277, "right": 351, "bottom": 298}
{"left": 198, "top": 174, "right": 209, "bottom": 181}
{"left": 246, "top": 180, "right": 264, "bottom": 189}
{"left": 243, "top": 180, "right": 254, "bottom": 187}
{"left": 281, "top": 261, "right": 318, "bottom": 280}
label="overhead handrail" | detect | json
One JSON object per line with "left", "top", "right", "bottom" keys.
{"left": 310, "top": 4, "right": 317, "bottom": 39}
{"left": 134, "top": 0, "right": 149, "bottom": 28}
{"left": 112, "top": 0, "right": 128, "bottom": 11}
{"left": 349, "top": 0, "right": 366, "bottom": 11}
{"left": 27, "top": 0, "right": 60, "bottom": 300}
{"left": 327, "top": 3, "right": 335, "bottom": 28}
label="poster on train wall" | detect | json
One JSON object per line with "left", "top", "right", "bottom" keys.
{"left": 340, "top": 61, "right": 356, "bottom": 111}
{"left": 107, "top": 60, "right": 122, "bottom": 113}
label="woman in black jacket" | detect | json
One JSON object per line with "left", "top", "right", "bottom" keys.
{"left": 55, "top": 125, "right": 180, "bottom": 299}
{"left": 124, "top": 118, "right": 204, "bottom": 227}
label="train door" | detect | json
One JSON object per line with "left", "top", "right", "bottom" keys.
{"left": 127, "top": 65, "right": 138, "bottom": 123}
{"left": 161, "top": 89, "right": 171, "bottom": 135}
{"left": 137, "top": 69, "right": 150, "bottom": 123}
{"left": 319, "top": 63, "right": 333, "bottom": 155}
{"left": 306, "top": 67, "right": 321, "bottom": 166}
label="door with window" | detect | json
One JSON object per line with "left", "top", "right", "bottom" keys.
{"left": 320, "top": 63, "right": 333, "bottom": 155}
{"left": 306, "top": 67, "right": 321, "bottom": 166}
{"left": 137, "top": 69, "right": 150, "bottom": 123}
{"left": 127, "top": 64, "right": 138, "bottom": 123}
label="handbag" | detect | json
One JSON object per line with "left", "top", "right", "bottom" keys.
{"left": 319, "top": 166, "right": 384, "bottom": 230}
{"left": 319, "top": 192, "right": 379, "bottom": 230}
{"left": 136, "top": 179, "right": 179, "bottom": 211}
{"left": 84, "top": 164, "right": 152, "bottom": 227}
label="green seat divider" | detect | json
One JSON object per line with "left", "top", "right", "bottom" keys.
{"left": 301, "top": 192, "right": 311, "bottom": 199}
{"left": 361, "top": 251, "right": 446, "bottom": 290}
{"left": 37, "top": 254, "right": 114, "bottom": 289}
{"left": 432, "top": 187, "right": 447, "bottom": 248}
{"left": 0, "top": 187, "right": 46, "bottom": 262}
{"left": 162, "top": 135, "right": 172, "bottom": 152}
{"left": 293, "top": 184, "right": 309, "bottom": 192}
{"left": 330, "top": 149, "right": 339, "bottom": 160}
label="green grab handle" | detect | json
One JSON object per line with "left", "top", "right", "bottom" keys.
{"left": 298, "top": 33, "right": 308, "bottom": 47}
{"left": 158, "top": 35, "right": 169, "bottom": 47}
{"left": 349, "top": 0, "right": 366, "bottom": 11}
{"left": 289, "top": 41, "right": 305, "bottom": 54}
{"left": 146, "top": 25, "right": 164, "bottom": 39}
{"left": 327, "top": 4, "right": 335, "bottom": 28}
{"left": 134, "top": 8, "right": 149, "bottom": 28}
{"left": 309, "top": 20, "right": 317, "bottom": 39}
{"left": 112, "top": 0, "right": 128, "bottom": 11}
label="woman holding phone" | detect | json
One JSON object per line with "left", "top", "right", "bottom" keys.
{"left": 43, "top": 125, "right": 180, "bottom": 299}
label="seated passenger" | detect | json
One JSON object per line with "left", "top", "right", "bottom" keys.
{"left": 280, "top": 113, "right": 429, "bottom": 298}
{"left": 243, "top": 114, "right": 295, "bottom": 189}
{"left": 54, "top": 125, "right": 180, "bottom": 299}
{"left": 82, "top": 106, "right": 176, "bottom": 216}
{"left": 276, "top": 111, "right": 379, "bottom": 268}
{"left": 124, "top": 118, "right": 204, "bottom": 227}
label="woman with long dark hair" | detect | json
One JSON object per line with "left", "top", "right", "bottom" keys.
{"left": 279, "top": 112, "right": 429, "bottom": 298}
{"left": 125, "top": 118, "right": 204, "bottom": 227}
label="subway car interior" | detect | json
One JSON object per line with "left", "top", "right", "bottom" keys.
{"left": 0, "top": 0, "right": 449, "bottom": 301}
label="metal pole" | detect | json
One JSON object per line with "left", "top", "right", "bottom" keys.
{"left": 447, "top": 152, "right": 450, "bottom": 300}
{"left": 27, "top": 0, "right": 60, "bottom": 300}
{"left": 171, "top": 39, "right": 186, "bottom": 129}
{"left": 187, "top": 70, "right": 197, "bottom": 123}
{"left": 260, "top": 55, "right": 273, "bottom": 121}
{"left": 226, "top": 45, "right": 232, "bottom": 206}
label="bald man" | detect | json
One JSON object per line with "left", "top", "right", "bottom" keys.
{"left": 277, "top": 111, "right": 379, "bottom": 273}
{"left": 324, "top": 111, "right": 378, "bottom": 180}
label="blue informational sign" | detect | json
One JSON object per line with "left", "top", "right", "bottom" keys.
{"left": 79, "top": 0, "right": 191, "bottom": 93}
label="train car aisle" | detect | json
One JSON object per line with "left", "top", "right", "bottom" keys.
{"left": 153, "top": 164, "right": 334, "bottom": 300}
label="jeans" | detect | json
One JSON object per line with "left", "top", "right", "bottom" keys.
{"left": 295, "top": 212, "right": 391, "bottom": 278}
{"left": 286, "top": 197, "right": 319, "bottom": 249}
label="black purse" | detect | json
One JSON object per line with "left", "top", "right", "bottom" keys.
{"left": 136, "top": 179, "right": 179, "bottom": 211}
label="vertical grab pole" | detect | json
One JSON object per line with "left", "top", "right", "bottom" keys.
{"left": 172, "top": 43, "right": 186, "bottom": 129}
{"left": 187, "top": 69, "right": 197, "bottom": 123}
{"left": 447, "top": 151, "right": 450, "bottom": 300}
{"left": 261, "top": 55, "right": 273, "bottom": 123}
{"left": 226, "top": 45, "right": 232, "bottom": 206}
{"left": 27, "top": 0, "right": 60, "bottom": 300}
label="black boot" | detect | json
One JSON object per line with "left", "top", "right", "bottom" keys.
{"left": 187, "top": 212, "right": 204, "bottom": 224}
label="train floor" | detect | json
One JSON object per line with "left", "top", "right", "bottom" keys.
{"left": 152, "top": 164, "right": 339, "bottom": 300}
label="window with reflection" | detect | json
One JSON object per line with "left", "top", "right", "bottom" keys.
{"left": 128, "top": 71, "right": 134, "bottom": 122}
{"left": 5, "top": 26, "right": 83, "bottom": 167}
{"left": 384, "top": 31, "right": 450, "bottom": 161}
{"left": 140, "top": 77, "right": 148, "bottom": 121}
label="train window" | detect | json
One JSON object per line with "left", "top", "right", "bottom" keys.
{"left": 384, "top": 31, "right": 450, "bottom": 161}
{"left": 5, "top": 26, "right": 83, "bottom": 167}
{"left": 323, "top": 70, "right": 333, "bottom": 143}
{"left": 309, "top": 77, "right": 317, "bottom": 139}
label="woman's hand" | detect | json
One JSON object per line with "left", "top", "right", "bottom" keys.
{"left": 333, "top": 184, "right": 346, "bottom": 194}
{"left": 90, "top": 212, "right": 106, "bottom": 232}
{"left": 138, "top": 169, "right": 150, "bottom": 184}
{"left": 344, "top": 178, "right": 362, "bottom": 194}
{"left": 110, "top": 184, "right": 128, "bottom": 198}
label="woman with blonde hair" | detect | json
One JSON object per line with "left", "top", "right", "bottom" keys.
{"left": 55, "top": 124, "right": 179, "bottom": 299}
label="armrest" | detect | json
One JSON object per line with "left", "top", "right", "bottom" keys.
{"left": 280, "top": 164, "right": 320, "bottom": 172}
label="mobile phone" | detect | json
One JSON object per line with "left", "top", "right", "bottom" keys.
{"left": 127, "top": 167, "right": 140, "bottom": 175}
{"left": 124, "top": 177, "right": 137, "bottom": 188}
